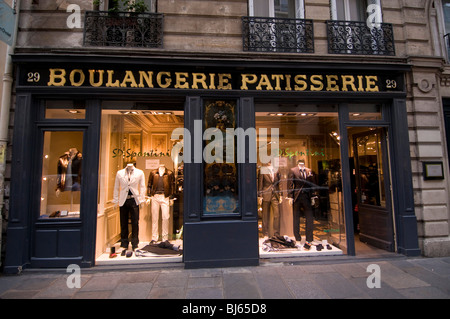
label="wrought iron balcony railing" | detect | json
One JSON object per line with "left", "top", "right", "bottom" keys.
{"left": 242, "top": 16, "right": 314, "bottom": 53}
{"left": 83, "top": 11, "right": 163, "bottom": 48}
{"left": 326, "top": 20, "right": 395, "bottom": 55}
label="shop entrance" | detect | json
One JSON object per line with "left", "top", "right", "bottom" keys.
{"left": 348, "top": 127, "right": 395, "bottom": 253}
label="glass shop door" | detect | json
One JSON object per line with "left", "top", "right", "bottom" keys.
{"left": 352, "top": 128, "right": 395, "bottom": 252}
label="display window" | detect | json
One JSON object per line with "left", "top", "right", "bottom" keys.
{"left": 255, "top": 104, "right": 345, "bottom": 256}
{"left": 39, "top": 131, "right": 84, "bottom": 219}
{"left": 96, "top": 105, "right": 184, "bottom": 264}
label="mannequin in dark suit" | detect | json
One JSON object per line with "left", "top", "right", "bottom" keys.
{"left": 288, "top": 159, "right": 314, "bottom": 243}
{"left": 258, "top": 164, "right": 281, "bottom": 237}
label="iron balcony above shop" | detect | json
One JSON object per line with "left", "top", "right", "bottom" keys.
{"left": 326, "top": 20, "right": 395, "bottom": 56}
{"left": 83, "top": 11, "right": 163, "bottom": 48}
{"left": 242, "top": 16, "right": 314, "bottom": 53}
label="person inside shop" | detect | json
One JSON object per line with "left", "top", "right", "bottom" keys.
{"left": 147, "top": 164, "right": 175, "bottom": 243}
{"left": 56, "top": 147, "right": 82, "bottom": 196}
{"left": 258, "top": 162, "right": 281, "bottom": 238}
{"left": 288, "top": 159, "right": 314, "bottom": 250}
{"left": 113, "top": 163, "right": 146, "bottom": 253}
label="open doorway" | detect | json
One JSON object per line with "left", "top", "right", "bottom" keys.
{"left": 348, "top": 127, "right": 395, "bottom": 256}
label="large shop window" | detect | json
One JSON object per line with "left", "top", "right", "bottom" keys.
{"left": 40, "top": 131, "right": 84, "bottom": 219}
{"left": 256, "top": 104, "right": 345, "bottom": 256}
{"left": 96, "top": 105, "right": 184, "bottom": 263}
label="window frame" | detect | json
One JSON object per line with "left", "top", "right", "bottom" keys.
{"left": 249, "top": 0, "right": 305, "bottom": 19}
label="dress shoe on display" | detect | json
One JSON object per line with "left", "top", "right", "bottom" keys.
{"left": 126, "top": 250, "right": 133, "bottom": 258}
{"left": 109, "top": 247, "right": 117, "bottom": 258}
{"left": 316, "top": 244, "right": 324, "bottom": 251}
{"left": 303, "top": 242, "right": 311, "bottom": 250}
{"left": 326, "top": 244, "right": 332, "bottom": 250}
{"left": 121, "top": 249, "right": 127, "bottom": 256}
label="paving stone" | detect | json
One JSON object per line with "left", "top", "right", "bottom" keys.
{"left": 13, "top": 276, "right": 59, "bottom": 291}
{"left": 72, "top": 290, "right": 112, "bottom": 299}
{"left": 32, "top": 276, "right": 81, "bottom": 299}
{"left": 312, "top": 272, "right": 370, "bottom": 299}
{"left": 0, "top": 290, "right": 40, "bottom": 299}
{"left": 154, "top": 271, "right": 189, "bottom": 288}
{"left": 376, "top": 262, "right": 430, "bottom": 289}
{"left": 188, "top": 276, "right": 222, "bottom": 289}
{"left": 333, "top": 262, "right": 370, "bottom": 279}
{"left": 119, "top": 271, "right": 159, "bottom": 283}
{"left": 109, "top": 282, "right": 153, "bottom": 299}
{"left": 254, "top": 273, "right": 293, "bottom": 299}
{"left": 186, "top": 287, "right": 224, "bottom": 299}
{"left": 409, "top": 258, "right": 450, "bottom": 277}
{"left": 78, "top": 274, "right": 122, "bottom": 291}
{"left": 189, "top": 268, "right": 223, "bottom": 278}
{"left": 348, "top": 277, "right": 405, "bottom": 299}
{"left": 397, "top": 286, "right": 450, "bottom": 299}
{"left": 0, "top": 275, "right": 28, "bottom": 295}
{"left": 284, "top": 275, "right": 330, "bottom": 299}
{"left": 148, "top": 286, "right": 186, "bottom": 299}
{"left": 223, "top": 273, "right": 262, "bottom": 299}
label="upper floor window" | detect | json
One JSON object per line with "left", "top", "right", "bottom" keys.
{"left": 105, "top": 0, "right": 157, "bottom": 12}
{"left": 327, "top": 0, "right": 394, "bottom": 55}
{"left": 243, "top": 0, "right": 313, "bottom": 53}
{"left": 84, "top": 0, "right": 163, "bottom": 48}
{"left": 330, "top": 0, "right": 382, "bottom": 22}
{"left": 249, "top": 0, "right": 305, "bottom": 19}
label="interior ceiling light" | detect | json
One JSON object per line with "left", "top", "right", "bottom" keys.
{"left": 142, "top": 111, "right": 173, "bottom": 115}
{"left": 119, "top": 111, "right": 139, "bottom": 115}
{"left": 65, "top": 109, "right": 81, "bottom": 114}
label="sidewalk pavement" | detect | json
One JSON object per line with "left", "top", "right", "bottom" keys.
{"left": 0, "top": 255, "right": 449, "bottom": 300}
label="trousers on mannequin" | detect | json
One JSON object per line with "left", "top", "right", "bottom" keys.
{"left": 151, "top": 194, "right": 170, "bottom": 242}
{"left": 292, "top": 193, "right": 314, "bottom": 242}
{"left": 262, "top": 195, "right": 280, "bottom": 237}
{"left": 147, "top": 165, "right": 174, "bottom": 241}
{"left": 120, "top": 193, "right": 140, "bottom": 249}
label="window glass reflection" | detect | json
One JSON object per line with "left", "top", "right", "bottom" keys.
{"left": 40, "top": 131, "right": 83, "bottom": 218}
{"left": 256, "top": 107, "right": 345, "bottom": 254}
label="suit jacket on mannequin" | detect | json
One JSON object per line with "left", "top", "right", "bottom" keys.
{"left": 258, "top": 168, "right": 281, "bottom": 202}
{"left": 56, "top": 150, "right": 82, "bottom": 192}
{"left": 113, "top": 165, "right": 146, "bottom": 206}
{"left": 147, "top": 167, "right": 174, "bottom": 198}
{"left": 288, "top": 165, "right": 314, "bottom": 202}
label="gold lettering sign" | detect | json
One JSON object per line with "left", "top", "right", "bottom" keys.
{"left": 45, "top": 68, "right": 386, "bottom": 93}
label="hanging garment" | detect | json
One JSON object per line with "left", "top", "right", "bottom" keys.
{"left": 56, "top": 151, "right": 82, "bottom": 192}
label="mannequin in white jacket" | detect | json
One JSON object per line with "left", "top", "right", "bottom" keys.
{"left": 113, "top": 163, "right": 146, "bottom": 250}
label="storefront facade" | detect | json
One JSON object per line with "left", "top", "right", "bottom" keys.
{"left": 2, "top": 53, "right": 421, "bottom": 273}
